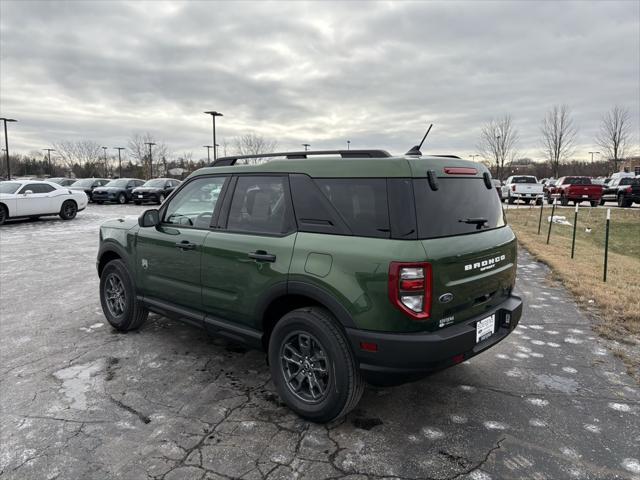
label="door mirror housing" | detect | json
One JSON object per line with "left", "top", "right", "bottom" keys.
{"left": 139, "top": 209, "right": 160, "bottom": 227}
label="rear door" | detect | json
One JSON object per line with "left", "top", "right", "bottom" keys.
{"left": 135, "top": 175, "right": 229, "bottom": 317}
{"left": 201, "top": 175, "right": 296, "bottom": 330}
{"left": 412, "top": 176, "right": 517, "bottom": 327}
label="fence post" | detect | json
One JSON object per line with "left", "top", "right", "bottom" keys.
{"left": 537, "top": 199, "right": 544, "bottom": 235}
{"left": 546, "top": 199, "right": 556, "bottom": 245}
{"left": 571, "top": 203, "right": 578, "bottom": 259}
{"left": 603, "top": 208, "right": 610, "bottom": 282}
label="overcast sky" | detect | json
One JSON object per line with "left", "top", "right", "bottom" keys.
{"left": 1, "top": 0, "right": 638, "bottom": 162}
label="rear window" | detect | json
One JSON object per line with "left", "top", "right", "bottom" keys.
{"left": 564, "top": 177, "right": 591, "bottom": 185}
{"left": 413, "top": 178, "right": 505, "bottom": 239}
{"left": 512, "top": 176, "right": 537, "bottom": 184}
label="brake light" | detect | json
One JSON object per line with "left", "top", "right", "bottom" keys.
{"left": 388, "top": 262, "right": 432, "bottom": 320}
{"left": 511, "top": 185, "right": 516, "bottom": 191}
{"left": 626, "top": 186, "right": 632, "bottom": 194}
{"left": 444, "top": 167, "right": 477, "bottom": 175}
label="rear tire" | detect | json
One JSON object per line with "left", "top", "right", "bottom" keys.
{"left": 118, "top": 193, "right": 127, "bottom": 204}
{"left": 268, "top": 307, "right": 364, "bottom": 423}
{"left": 158, "top": 193, "right": 165, "bottom": 204}
{"left": 590, "top": 201, "right": 598, "bottom": 207}
{"left": 546, "top": 197, "right": 553, "bottom": 205}
{"left": 618, "top": 195, "right": 631, "bottom": 208}
{"left": 59, "top": 200, "right": 78, "bottom": 220}
{"left": 99, "top": 259, "right": 148, "bottom": 331}
{"left": 0, "top": 204, "right": 7, "bottom": 225}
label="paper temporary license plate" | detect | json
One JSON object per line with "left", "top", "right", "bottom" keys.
{"left": 476, "top": 315, "right": 495, "bottom": 343}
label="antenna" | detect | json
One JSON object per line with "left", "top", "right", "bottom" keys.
{"left": 405, "top": 123, "right": 433, "bottom": 156}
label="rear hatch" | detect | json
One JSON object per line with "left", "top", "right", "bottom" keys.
{"left": 408, "top": 160, "right": 517, "bottom": 328}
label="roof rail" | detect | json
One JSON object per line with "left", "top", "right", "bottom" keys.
{"left": 212, "top": 149, "right": 392, "bottom": 166}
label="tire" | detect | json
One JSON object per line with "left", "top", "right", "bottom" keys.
{"left": 590, "top": 201, "right": 598, "bottom": 207}
{"left": 535, "top": 198, "right": 542, "bottom": 206}
{"left": 507, "top": 195, "right": 515, "bottom": 205}
{"left": 59, "top": 200, "right": 78, "bottom": 220}
{"left": 0, "top": 204, "right": 7, "bottom": 225}
{"left": 99, "top": 259, "right": 148, "bottom": 331}
{"left": 599, "top": 198, "right": 605, "bottom": 206}
{"left": 523, "top": 199, "right": 531, "bottom": 205}
{"left": 618, "top": 195, "right": 631, "bottom": 208}
{"left": 158, "top": 194, "right": 165, "bottom": 204}
{"left": 118, "top": 193, "right": 127, "bottom": 204}
{"left": 268, "top": 307, "right": 364, "bottom": 423}
{"left": 546, "top": 197, "right": 553, "bottom": 205}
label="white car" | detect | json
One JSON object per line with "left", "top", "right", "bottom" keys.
{"left": 0, "top": 180, "right": 88, "bottom": 225}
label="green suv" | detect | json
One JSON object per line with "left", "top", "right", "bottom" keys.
{"left": 97, "top": 149, "right": 522, "bottom": 422}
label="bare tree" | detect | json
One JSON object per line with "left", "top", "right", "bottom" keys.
{"left": 127, "top": 132, "right": 170, "bottom": 178}
{"left": 232, "top": 133, "right": 277, "bottom": 163}
{"left": 53, "top": 140, "right": 102, "bottom": 168}
{"left": 477, "top": 115, "right": 518, "bottom": 180}
{"left": 596, "top": 105, "right": 631, "bottom": 173}
{"left": 540, "top": 105, "right": 577, "bottom": 178}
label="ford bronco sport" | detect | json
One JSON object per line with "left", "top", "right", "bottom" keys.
{"left": 97, "top": 148, "right": 522, "bottom": 422}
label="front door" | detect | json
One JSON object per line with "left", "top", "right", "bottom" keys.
{"left": 201, "top": 175, "right": 297, "bottom": 330}
{"left": 16, "top": 183, "right": 56, "bottom": 216}
{"left": 136, "top": 175, "right": 229, "bottom": 316}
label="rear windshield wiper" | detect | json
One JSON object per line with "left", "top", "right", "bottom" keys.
{"left": 459, "top": 218, "right": 488, "bottom": 229}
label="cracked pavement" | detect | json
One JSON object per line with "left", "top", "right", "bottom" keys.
{"left": 1, "top": 204, "right": 639, "bottom": 480}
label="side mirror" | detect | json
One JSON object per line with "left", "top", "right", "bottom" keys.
{"left": 24, "top": 190, "right": 34, "bottom": 195}
{"left": 138, "top": 209, "right": 160, "bottom": 227}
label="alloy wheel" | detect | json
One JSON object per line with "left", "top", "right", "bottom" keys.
{"left": 104, "top": 273, "right": 126, "bottom": 317}
{"left": 280, "top": 332, "right": 330, "bottom": 403}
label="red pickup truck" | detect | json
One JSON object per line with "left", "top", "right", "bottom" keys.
{"left": 553, "top": 177, "right": 603, "bottom": 206}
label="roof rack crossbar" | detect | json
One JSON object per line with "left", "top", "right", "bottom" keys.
{"left": 212, "top": 149, "right": 391, "bottom": 166}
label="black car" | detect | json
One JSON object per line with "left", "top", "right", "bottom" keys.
{"left": 48, "top": 177, "right": 78, "bottom": 187}
{"left": 92, "top": 178, "right": 145, "bottom": 204}
{"left": 69, "top": 178, "right": 110, "bottom": 202}
{"left": 132, "top": 178, "right": 181, "bottom": 205}
{"left": 600, "top": 176, "right": 640, "bottom": 207}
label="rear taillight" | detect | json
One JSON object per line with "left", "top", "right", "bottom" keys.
{"left": 626, "top": 186, "right": 632, "bottom": 194}
{"left": 388, "top": 262, "right": 432, "bottom": 320}
{"left": 511, "top": 185, "right": 516, "bottom": 191}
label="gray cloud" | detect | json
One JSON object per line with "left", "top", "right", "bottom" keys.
{"left": 1, "top": 0, "right": 638, "bottom": 161}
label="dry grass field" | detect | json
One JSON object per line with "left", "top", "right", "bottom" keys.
{"left": 505, "top": 205, "right": 640, "bottom": 336}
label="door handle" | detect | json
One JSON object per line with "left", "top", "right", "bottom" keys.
{"left": 248, "top": 250, "right": 276, "bottom": 262}
{"left": 175, "top": 241, "right": 197, "bottom": 250}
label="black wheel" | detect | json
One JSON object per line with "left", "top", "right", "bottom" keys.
{"left": 134, "top": 201, "right": 142, "bottom": 205}
{"left": 118, "top": 193, "right": 127, "bottom": 204}
{"left": 547, "top": 197, "right": 553, "bottom": 205}
{"left": 507, "top": 195, "right": 515, "bottom": 204}
{"left": 158, "top": 193, "right": 165, "bottom": 204}
{"left": 523, "top": 199, "right": 531, "bottom": 205}
{"left": 535, "top": 198, "right": 542, "bottom": 206}
{"left": 0, "top": 204, "right": 7, "bottom": 225}
{"left": 59, "top": 200, "right": 77, "bottom": 220}
{"left": 599, "top": 198, "right": 605, "bottom": 206}
{"left": 560, "top": 195, "right": 569, "bottom": 206}
{"left": 590, "top": 200, "right": 598, "bottom": 207}
{"left": 99, "top": 259, "right": 148, "bottom": 331}
{"left": 268, "top": 307, "right": 364, "bottom": 423}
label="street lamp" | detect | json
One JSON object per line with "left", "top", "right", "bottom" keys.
{"left": 203, "top": 145, "right": 213, "bottom": 162}
{"left": 43, "top": 148, "right": 56, "bottom": 174}
{"left": 204, "top": 111, "right": 223, "bottom": 161}
{"left": 1, "top": 118, "right": 17, "bottom": 179}
{"left": 114, "top": 147, "right": 125, "bottom": 178}
{"left": 302, "top": 143, "right": 310, "bottom": 151}
{"left": 215, "top": 143, "right": 220, "bottom": 159}
{"left": 588, "top": 151, "right": 601, "bottom": 162}
{"left": 101, "top": 146, "right": 109, "bottom": 177}
{"left": 470, "top": 154, "right": 480, "bottom": 161}
{"left": 144, "top": 142, "right": 156, "bottom": 179}
{"left": 347, "top": 140, "right": 351, "bottom": 150}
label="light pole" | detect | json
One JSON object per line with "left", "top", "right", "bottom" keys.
{"left": 203, "top": 145, "right": 213, "bottom": 162}
{"left": 43, "top": 148, "right": 56, "bottom": 175}
{"left": 144, "top": 142, "right": 156, "bottom": 179}
{"left": 215, "top": 143, "right": 220, "bottom": 159}
{"left": 101, "top": 146, "right": 109, "bottom": 177}
{"left": 114, "top": 147, "right": 125, "bottom": 178}
{"left": 347, "top": 140, "right": 351, "bottom": 150}
{"left": 588, "top": 151, "right": 600, "bottom": 162}
{"left": 204, "top": 111, "right": 223, "bottom": 161}
{"left": 470, "top": 154, "right": 480, "bottom": 161}
{"left": 0, "top": 118, "right": 17, "bottom": 179}
{"left": 302, "top": 143, "right": 310, "bottom": 151}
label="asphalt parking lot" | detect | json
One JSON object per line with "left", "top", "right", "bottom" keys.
{"left": 1, "top": 204, "right": 639, "bottom": 480}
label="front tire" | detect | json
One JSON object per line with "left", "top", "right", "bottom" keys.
{"left": 118, "top": 193, "right": 127, "bottom": 204}
{"left": 507, "top": 195, "right": 515, "bottom": 205}
{"left": 59, "top": 200, "right": 77, "bottom": 220}
{"left": 158, "top": 193, "right": 165, "bottom": 204}
{"left": 268, "top": 307, "right": 364, "bottom": 423}
{"left": 99, "top": 259, "right": 148, "bottom": 331}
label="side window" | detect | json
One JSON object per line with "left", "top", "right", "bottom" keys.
{"left": 226, "top": 176, "right": 292, "bottom": 235}
{"left": 314, "top": 178, "right": 390, "bottom": 238}
{"left": 38, "top": 184, "right": 56, "bottom": 193}
{"left": 163, "top": 176, "right": 227, "bottom": 229}
{"left": 19, "top": 183, "right": 44, "bottom": 194}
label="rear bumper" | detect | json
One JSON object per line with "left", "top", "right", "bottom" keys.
{"left": 511, "top": 192, "right": 542, "bottom": 198}
{"left": 346, "top": 295, "right": 522, "bottom": 380}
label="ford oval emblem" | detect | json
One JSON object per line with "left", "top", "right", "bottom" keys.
{"left": 439, "top": 293, "right": 454, "bottom": 304}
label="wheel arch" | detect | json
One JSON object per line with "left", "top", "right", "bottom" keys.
{"left": 97, "top": 243, "right": 130, "bottom": 277}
